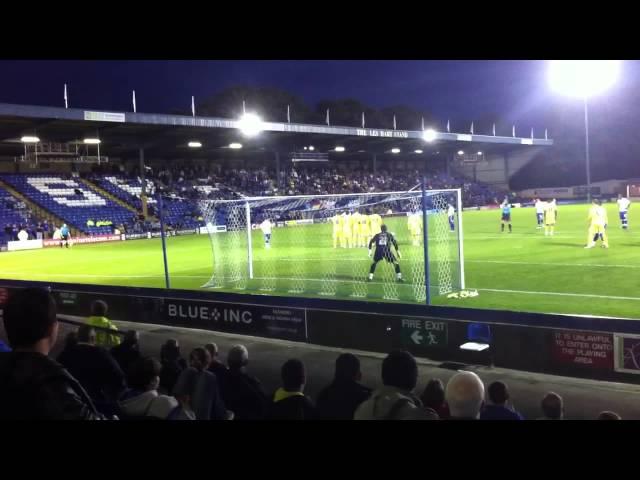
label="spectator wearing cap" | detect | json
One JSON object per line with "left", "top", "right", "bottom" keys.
{"left": 445, "top": 371, "right": 485, "bottom": 420}
{"left": 480, "top": 381, "right": 524, "bottom": 420}
{"left": 268, "top": 358, "right": 317, "bottom": 420}
{"left": 316, "top": 353, "right": 372, "bottom": 420}
{"left": 355, "top": 351, "right": 438, "bottom": 420}
{"left": 538, "top": 392, "right": 563, "bottom": 420}
{"left": 220, "top": 344, "right": 268, "bottom": 420}
{"left": 0, "top": 288, "right": 103, "bottom": 420}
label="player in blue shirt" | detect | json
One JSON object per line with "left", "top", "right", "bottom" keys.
{"left": 500, "top": 199, "right": 512, "bottom": 233}
{"left": 60, "top": 224, "right": 70, "bottom": 248}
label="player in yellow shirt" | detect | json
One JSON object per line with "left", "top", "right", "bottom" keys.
{"left": 370, "top": 212, "right": 382, "bottom": 236}
{"left": 341, "top": 212, "right": 352, "bottom": 248}
{"left": 351, "top": 211, "right": 362, "bottom": 247}
{"left": 331, "top": 213, "right": 341, "bottom": 248}
{"left": 544, "top": 199, "right": 558, "bottom": 236}
{"left": 407, "top": 211, "right": 423, "bottom": 246}
{"left": 585, "top": 199, "right": 609, "bottom": 249}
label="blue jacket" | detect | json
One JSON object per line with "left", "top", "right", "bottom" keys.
{"left": 480, "top": 404, "right": 524, "bottom": 420}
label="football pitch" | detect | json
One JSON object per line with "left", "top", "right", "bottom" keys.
{"left": 1, "top": 203, "right": 638, "bottom": 319}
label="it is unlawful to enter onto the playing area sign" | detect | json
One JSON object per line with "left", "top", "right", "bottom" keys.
{"left": 401, "top": 318, "right": 448, "bottom": 348}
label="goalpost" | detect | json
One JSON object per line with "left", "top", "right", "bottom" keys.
{"left": 198, "top": 187, "right": 465, "bottom": 305}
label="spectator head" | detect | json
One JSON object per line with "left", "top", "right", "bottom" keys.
{"left": 127, "top": 357, "right": 161, "bottom": 392}
{"left": 446, "top": 371, "right": 485, "bottom": 419}
{"left": 487, "top": 381, "right": 510, "bottom": 406}
{"left": 3, "top": 288, "right": 58, "bottom": 351}
{"left": 189, "top": 347, "right": 210, "bottom": 371}
{"left": 281, "top": 358, "right": 305, "bottom": 392}
{"left": 541, "top": 392, "right": 563, "bottom": 420}
{"left": 161, "top": 339, "right": 180, "bottom": 362}
{"left": 381, "top": 350, "right": 418, "bottom": 392}
{"left": 123, "top": 330, "right": 139, "bottom": 347}
{"left": 91, "top": 300, "right": 108, "bottom": 317}
{"left": 334, "top": 353, "right": 361, "bottom": 382}
{"left": 421, "top": 379, "right": 446, "bottom": 410}
{"left": 204, "top": 343, "right": 219, "bottom": 361}
{"left": 227, "top": 344, "right": 249, "bottom": 369}
{"left": 598, "top": 411, "right": 621, "bottom": 420}
{"left": 77, "top": 325, "right": 97, "bottom": 345}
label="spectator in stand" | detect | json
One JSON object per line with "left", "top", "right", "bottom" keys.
{"left": 538, "top": 392, "right": 564, "bottom": 420}
{"left": 110, "top": 330, "right": 141, "bottom": 377}
{"left": 480, "top": 381, "right": 524, "bottom": 420}
{"left": 598, "top": 411, "right": 621, "bottom": 420}
{"left": 56, "top": 331, "right": 78, "bottom": 362}
{"left": 355, "top": 351, "right": 437, "bottom": 420}
{"left": 316, "top": 353, "right": 371, "bottom": 420}
{"left": 420, "top": 379, "right": 450, "bottom": 419}
{"left": 159, "top": 339, "right": 187, "bottom": 394}
{"left": 221, "top": 344, "right": 268, "bottom": 420}
{"left": 268, "top": 358, "right": 317, "bottom": 420}
{"left": 0, "top": 288, "right": 104, "bottom": 420}
{"left": 445, "top": 371, "right": 485, "bottom": 420}
{"left": 87, "top": 300, "right": 121, "bottom": 348}
{"left": 57, "top": 325, "right": 126, "bottom": 416}
{"left": 118, "top": 357, "right": 191, "bottom": 420}
{"left": 204, "top": 342, "right": 228, "bottom": 381}
{"left": 173, "top": 347, "right": 230, "bottom": 420}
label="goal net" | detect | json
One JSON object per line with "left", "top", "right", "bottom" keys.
{"left": 198, "top": 189, "right": 464, "bottom": 304}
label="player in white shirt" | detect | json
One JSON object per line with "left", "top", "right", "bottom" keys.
{"left": 260, "top": 218, "right": 273, "bottom": 249}
{"left": 617, "top": 193, "right": 631, "bottom": 229}
{"left": 447, "top": 204, "right": 455, "bottom": 232}
{"left": 534, "top": 198, "right": 546, "bottom": 229}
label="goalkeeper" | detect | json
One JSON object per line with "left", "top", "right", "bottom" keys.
{"left": 367, "top": 224, "right": 403, "bottom": 283}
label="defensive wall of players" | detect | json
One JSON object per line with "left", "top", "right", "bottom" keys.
{"left": 2, "top": 277, "right": 640, "bottom": 384}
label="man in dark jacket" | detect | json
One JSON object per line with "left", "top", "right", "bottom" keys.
{"left": 220, "top": 344, "right": 268, "bottom": 420}
{"left": 0, "top": 288, "right": 104, "bottom": 420}
{"left": 58, "top": 324, "right": 126, "bottom": 415}
{"left": 480, "top": 381, "right": 524, "bottom": 420}
{"left": 316, "top": 353, "right": 371, "bottom": 420}
{"left": 204, "top": 342, "right": 228, "bottom": 381}
{"left": 268, "top": 358, "right": 317, "bottom": 420}
{"left": 110, "top": 330, "right": 141, "bottom": 377}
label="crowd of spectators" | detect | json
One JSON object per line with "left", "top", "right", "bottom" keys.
{"left": 0, "top": 287, "right": 624, "bottom": 421}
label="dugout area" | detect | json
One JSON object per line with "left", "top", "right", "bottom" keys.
{"left": 4, "top": 102, "right": 639, "bottom": 383}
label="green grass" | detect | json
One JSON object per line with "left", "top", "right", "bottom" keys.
{"left": 1, "top": 203, "right": 638, "bottom": 318}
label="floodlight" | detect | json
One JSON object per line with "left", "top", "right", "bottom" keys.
{"left": 457, "top": 150, "right": 464, "bottom": 155}
{"left": 391, "top": 148, "right": 400, "bottom": 154}
{"left": 229, "top": 143, "right": 243, "bottom": 149}
{"left": 308, "top": 146, "right": 315, "bottom": 151}
{"left": 21, "top": 136, "right": 40, "bottom": 143}
{"left": 334, "top": 146, "right": 345, "bottom": 152}
{"left": 423, "top": 128, "right": 437, "bottom": 142}
{"left": 83, "top": 138, "right": 101, "bottom": 145}
{"left": 414, "top": 149, "right": 423, "bottom": 154}
{"left": 237, "top": 112, "right": 264, "bottom": 137}
{"left": 548, "top": 60, "right": 621, "bottom": 98}
{"left": 477, "top": 151, "right": 483, "bottom": 155}
{"left": 188, "top": 141, "right": 202, "bottom": 148}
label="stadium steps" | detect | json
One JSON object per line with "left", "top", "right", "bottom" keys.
{"left": 0, "top": 178, "right": 81, "bottom": 237}
{"left": 77, "top": 178, "right": 140, "bottom": 214}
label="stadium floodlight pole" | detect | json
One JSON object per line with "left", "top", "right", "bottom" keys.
{"left": 157, "top": 192, "right": 171, "bottom": 289}
{"left": 547, "top": 60, "right": 621, "bottom": 203}
{"left": 421, "top": 176, "right": 431, "bottom": 306}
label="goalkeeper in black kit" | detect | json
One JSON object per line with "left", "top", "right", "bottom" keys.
{"left": 368, "top": 224, "right": 403, "bottom": 282}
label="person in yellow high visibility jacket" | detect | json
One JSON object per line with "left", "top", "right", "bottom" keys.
{"left": 87, "top": 300, "right": 121, "bottom": 348}
{"left": 585, "top": 199, "right": 609, "bottom": 249}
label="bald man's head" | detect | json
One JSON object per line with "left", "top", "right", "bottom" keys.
{"left": 541, "top": 392, "right": 563, "bottom": 420}
{"left": 445, "top": 371, "right": 485, "bottom": 419}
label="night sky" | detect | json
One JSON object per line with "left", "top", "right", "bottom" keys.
{"left": 0, "top": 60, "right": 636, "bottom": 133}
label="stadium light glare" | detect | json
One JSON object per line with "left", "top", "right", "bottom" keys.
{"left": 334, "top": 146, "right": 345, "bottom": 152}
{"left": 83, "top": 138, "right": 101, "bottom": 145}
{"left": 477, "top": 151, "right": 483, "bottom": 155}
{"left": 391, "top": 148, "right": 401, "bottom": 154}
{"left": 548, "top": 60, "right": 621, "bottom": 99}
{"left": 229, "top": 143, "right": 243, "bottom": 149}
{"left": 414, "top": 149, "right": 423, "bottom": 154}
{"left": 308, "top": 146, "right": 315, "bottom": 151}
{"left": 237, "top": 112, "right": 264, "bottom": 137}
{"left": 423, "top": 128, "right": 437, "bottom": 142}
{"left": 548, "top": 60, "right": 621, "bottom": 203}
{"left": 20, "top": 136, "right": 40, "bottom": 143}
{"left": 457, "top": 150, "right": 464, "bottom": 155}
{"left": 188, "top": 141, "right": 202, "bottom": 148}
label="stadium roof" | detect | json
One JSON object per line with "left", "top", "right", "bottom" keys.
{"left": 0, "top": 103, "right": 553, "bottom": 160}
